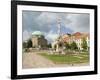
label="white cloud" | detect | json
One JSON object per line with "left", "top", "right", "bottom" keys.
{"left": 23, "top": 30, "right": 31, "bottom": 41}
{"left": 36, "top": 12, "right": 89, "bottom": 33}
{"left": 36, "top": 12, "right": 57, "bottom": 26}
{"left": 45, "top": 30, "right": 59, "bottom": 43}
{"left": 23, "top": 11, "right": 90, "bottom": 42}
{"left": 65, "top": 14, "right": 90, "bottom": 32}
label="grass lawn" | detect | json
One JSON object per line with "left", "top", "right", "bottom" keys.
{"left": 40, "top": 52, "right": 89, "bottom": 64}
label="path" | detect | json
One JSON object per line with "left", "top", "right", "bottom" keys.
{"left": 22, "top": 52, "right": 55, "bottom": 69}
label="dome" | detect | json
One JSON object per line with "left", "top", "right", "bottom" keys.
{"left": 32, "top": 31, "right": 43, "bottom": 36}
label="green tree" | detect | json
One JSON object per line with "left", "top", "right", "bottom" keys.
{"left": 27, "top": 39, "right": 32, "bottom": 48}
{"left": 70, "top": 41, "right": 78, "bottom": 50}
{"left": 23, "top": 42, "right": 27, "bottom": 48}
{"left": 65, "top": 42, "right": 71, "bottom": 49}
{"left": 47, "top": 43, "right": 52, "bottom": 48}
{"left": 81, "top": 38, "right": 87, "bottom": 50}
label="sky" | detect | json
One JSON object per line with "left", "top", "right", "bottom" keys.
{"left": 22, "top": 10, "right": 90, "bottom": 43}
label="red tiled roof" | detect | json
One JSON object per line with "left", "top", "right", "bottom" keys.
{"left": 61, "top": 32, "right": 90, "bottom": 42}
{"left": 73, "top": 32, "right": 82, "bottom": 36}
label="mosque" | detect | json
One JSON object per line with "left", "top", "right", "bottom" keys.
{"left": 31, "top": 31, "right": 47, "bottom": 48}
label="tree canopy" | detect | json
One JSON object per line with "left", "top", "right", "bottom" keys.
{"left": 23, "top": 39, "right": 32, "bottom": 48}
{"left": 81, "top": 38, "right": 87, "bottom": 50}
{"left": 70, "top": 41, "right": 78, "bottom": 50}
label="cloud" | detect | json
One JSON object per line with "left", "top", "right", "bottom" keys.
{"left": 22, "top": 11, "right": 90, "bottom": 42}
{"left": 22, "top": 11, "right": 42, "bottom": 31}
{"left": 23, "top": 30, "right": 31, "bottom": 41}
{"left": 45, "top": 30, "right": 59, "bottom": 43}
{"left": 66, "top": 14, "right": 90, "bottom": 32}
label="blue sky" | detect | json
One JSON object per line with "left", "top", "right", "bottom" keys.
{"left": 22, "top": 11, "right": 90, "bottom": 43}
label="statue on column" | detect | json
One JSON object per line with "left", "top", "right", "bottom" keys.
{"left": 51, "top": 16, "right": 65, "bottom": 55}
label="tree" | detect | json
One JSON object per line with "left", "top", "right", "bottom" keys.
{"left": 47, "top": 43, "right": 52, "bottom": 48}
{"left": 70, "top": 41, "right": 78, "bottom": 50}
{"left": 81, "top": 38, "right": 87, "bottom": 50}
{"left": 65, "top": 42, "right": 71, "bottom": 49}
{"left": 23, "top": 39, "right": 32, "bottom": 48}
{"left": 27, "top": 39, "right": 32, "bottom": 48}
{"left": 23, "top": 42, "right": 27, "bottom": 48}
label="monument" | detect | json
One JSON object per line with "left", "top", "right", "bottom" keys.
{"left": 51, "top": 16, "right": 65, "bottom": 55}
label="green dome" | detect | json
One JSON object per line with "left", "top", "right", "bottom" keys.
{"left": 32, "top": 31, "right": 43, "bottom": 36}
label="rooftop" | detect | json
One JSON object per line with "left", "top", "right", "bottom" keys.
{"left": 32, "top": 31, "right": 43, "bottom": 36}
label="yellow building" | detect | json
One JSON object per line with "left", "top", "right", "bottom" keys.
{"left": 62, "top": 32, "right": 90, "bottom": 50}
